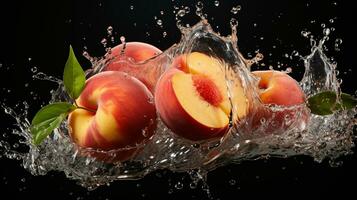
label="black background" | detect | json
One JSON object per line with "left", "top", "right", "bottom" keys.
{"left": 1, "top": 0, "right": 356, "bottom": 199}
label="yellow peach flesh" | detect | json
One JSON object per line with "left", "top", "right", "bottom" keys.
{"left": 172, "top": 72, "right": 229, "bottom": 128}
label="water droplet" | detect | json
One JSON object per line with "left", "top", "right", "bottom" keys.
{"left": 230, "top": 18, "right": 238, "bottom": 28}
{"left": 130, "top": 5, "right": 134, "bottom": 10}
{"left": 285, "top": 67, "right": 292, "bottom": 73}
{"left": 329, "top": 19, "right": 334, "bottom": 24}
{"left": 107, "top": 26, "right": 113, "bottom": 35}
{"left": 175, "top": 182, "right": 183, "bottom": 190}
{"left": 189, "top": 182, "right": 197, "bottom": 189}
{"left": 160, "top": 10, "right": 164, "bottom": 15}
{"left": 214, "top": 1, "right": 219, "bottom": 7}
{"left": 101, "top": 38, "right": 107, "bottom": 47}
{"left": 195, "top": 1, "right": 205, "bottom": 18}
{"left": 156, "top": 19, "right": 163, "bottom": 26}
{"left": 28, "top": 57, "right": 32, "bottom": 61}
{"left": 231, "top": 5, "right": 241, "bottom": 14}
{"left": 163, "top": 31, "right": 167, "bottom": 38}
{"left": 196, "top": 1, "right": 203, "bottom": 10}
{"left": 323, "top": 28, "right": 331, "bottom": 36}
{"left": 229, "top": 179, "right": 236, "bottom": 185}
{"left": 301, "top": 31, "right": 311, "bottom": 38}
{"left": 120, "top": 36, "right": 126, "bottom": 44}
{"left": 31, "top": 67, "right": 37, "bottom": 73}
{"left": 21, "top": 178, "right": 26, "bottom": 182}
{"left": 177, "top": 10, "right": 186, "bottom": 17}
{"left": 184, "top": 6, "right": 190, "bottom": 13}
{"left": 321, "top": 23, "right": 326, "bottom": 28}
{"left": 335, "top": 38, "right": 343, "bottom": 45}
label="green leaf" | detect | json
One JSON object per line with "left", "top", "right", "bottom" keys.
{"left": 307, "top": 91, "right": 357, "bottom": 115}
{"left": 31, "top": 102, "right": 76, "bottom": 145}
{"left": 63, "top": 45, "right": 86, "bottom": 99}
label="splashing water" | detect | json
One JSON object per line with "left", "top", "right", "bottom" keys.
{"left": 1, "top": 15, "right": 356, "bottom": 191}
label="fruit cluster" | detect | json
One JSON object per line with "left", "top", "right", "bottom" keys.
{"left": 67, "top": 42, "right": 308, "bottom": 162}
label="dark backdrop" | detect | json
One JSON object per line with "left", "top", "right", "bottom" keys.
{"left": 1, "top": 0, "right": 356, "bottom": 199}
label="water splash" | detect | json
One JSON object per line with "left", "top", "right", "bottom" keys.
{"left": 1, "top": 13, "right": 356, "bottom": 192}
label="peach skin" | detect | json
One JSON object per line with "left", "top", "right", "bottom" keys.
{"left": 68, "top": 71, "right": 157, "bottom": 161}
{"left": 251, "top": 70, "right": 308, "bottom": 135}
{"left": 104, "top": 42, "right": 162, "bottom": 92}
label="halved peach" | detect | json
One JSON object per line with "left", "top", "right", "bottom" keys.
{"left": 155, "top": 52, "right": 248, "bottom": 141}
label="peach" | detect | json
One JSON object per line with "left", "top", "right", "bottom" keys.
{"left": 68, "top": 71, "right": 157, "bottom": 161}
{"left": 155, "top": 52, "right": 248, "bottom": 141}
{"left": 251, "top": 70, "right": 308, "bottom": 134}
{"left": 104, "top": 42, "right": 162, "bottom": 92}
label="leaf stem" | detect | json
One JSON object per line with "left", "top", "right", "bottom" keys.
{"left": 76, "top": 106, "right": 96, "bottom": 113}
